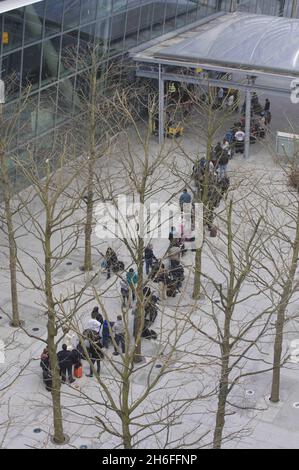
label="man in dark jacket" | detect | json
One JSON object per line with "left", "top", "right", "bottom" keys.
{"left": 144, "top": 244, "right": 155, "bottom": 275}
{"left": 57, "top": 344, "right": 75, "bottom": 384}
{"left": 219, "top": 151, "right": 229, "bottom": 179}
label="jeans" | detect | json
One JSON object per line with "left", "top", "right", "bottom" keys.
{"left": 145, "top": 258, "right": 153, "bottom": 275}
{"left": 219, "top": 164, "right": 228, "bottom": 179}
{"left": 115, "top": 334, "right": 125, "bottom": 353}
{"left": 89, "top": 359, "right": 101, "bottom": 376}
{"left": 61, "top": 365, "right": 74, "bottom": 383}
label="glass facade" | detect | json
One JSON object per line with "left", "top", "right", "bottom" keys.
{"left": 0, "top": 0, "right": 297, "bottom": 153}
{"left": 0, "top": 0, "right": 219, "bottom": 150}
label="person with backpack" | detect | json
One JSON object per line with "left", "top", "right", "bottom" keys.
{"left": 112, "top": 315, "right": 126, "bottom": 355}
{"left": 57, "top": 344, "right": 75, "bottom": 384}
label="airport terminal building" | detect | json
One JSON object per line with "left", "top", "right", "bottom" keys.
{"left": 0, "top": 0, "right": 298, "bottom": 156}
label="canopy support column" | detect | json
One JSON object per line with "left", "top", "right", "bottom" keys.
{"left": 158, "top": 64, "right": 164, "bottom": 146}
{"left": 244, "top": 88, "right": 251, "bottom": 160}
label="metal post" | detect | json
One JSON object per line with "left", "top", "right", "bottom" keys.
{"left": 158, "top": 64, "right": 164, "bottom": 146}
{"left": 291, "top": 0, "right": 298, "bottom": 17}
{"left": 244, "top": 88, "right": 251, "bottom": 160}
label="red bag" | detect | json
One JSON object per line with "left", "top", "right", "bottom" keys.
{"left": 74, "top": 366, "right": 83, "bottom": 378}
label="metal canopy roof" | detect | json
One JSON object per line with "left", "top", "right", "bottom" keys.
{"left": 155, "top": 12, "right": 299, "bottom": 77}
{"left": 0, "top": 0, "right": 42, "bottom": 14}
{"left": 131, "top": 12, "right": 299, "bottom": 80}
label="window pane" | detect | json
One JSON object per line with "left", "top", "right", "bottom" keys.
{"left": 110, "top": 13, "right": 125, "bottom": 55}
{"left": 112, "top": 0, "right": 128, "bottom": 13}
{"left": 24, "top": 3, "right": 45, "bottom": 45}
{"left": 19, "top": 93, "right": 39, "bottom": 141}
{"left": 37, "top": 85, "right": 57, "bottom": 133}
{"left": 41, "top": 36, "right": 61, "bottom": 86}
{"left": 95, "top": 18, "right": 110, "bottom": 57}
{"left": 60, "top": 30, "right": 78, "bottom": 79}
{"left": 57, "top": 77, "right": 75, "bottom": 123}
{"left": 3, "top": 8, "right": 24, "bottom": 52}
{"left": 45, "top": 0, "right": 63, "bottom": 37}
{"left": 2, "top": 50, "right": 21, "bottom": 97}
{"left": 23, "top": 44, "right": 42, "bottom": 91}
{"left": 63, "top": 0, "right": 81, "bottom": 31}
{"left": 97, "top": 0, "right": 112, "bottom": 17}
{"left": 81, "top": 0, "right": 97, "bottom": 24}
{"left": 138, "top": 3, "right": 154, "bottom": 44}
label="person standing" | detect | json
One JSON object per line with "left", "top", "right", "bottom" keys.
{"left": 57, "top": 344, "right": 75, "bottom": 384}
{"left": 144, "top": 244, "right": 155, "bottom": 276}
{"left": 126, "top": 268, "right": 138, "bottom": 304}
{"left": 179, "top": 189, "right": 192, "bottom": 211}
{"left": 86, "top": 338, "right": 103, "bottom": 377}
{"left": 155, "top": 263, "right": 168, "bottom": 301}
{"left": 264, "top": 98, "right": 270, "bottom": 112}
{"left": 105, "top": 247, "right": 117, "bottom": 280}
{"left": 112, "top": 315, "right": 126, "bottom": 355}
{"left": 118, "top": 276, "right": 130, "bottom": 309}
{"left": 219, "top": 151, "right": 229, "bottom": 179}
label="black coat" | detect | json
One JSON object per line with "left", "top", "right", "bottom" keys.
{"left": 57, "top": 349, "right": 73, "bottom": 368}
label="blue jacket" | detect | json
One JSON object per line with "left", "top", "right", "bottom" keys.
{"left": 126, "top": 271, "right": 138, "bottom": 286}
{"left": 179, "top": 192, "right": 192, "bottom": 205}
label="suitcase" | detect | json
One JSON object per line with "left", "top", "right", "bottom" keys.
{"left": 210, "top": 226, "right": 218, "bottom": 238}
{"left": 74, "top": 365, "right": 83, "bottom": 379}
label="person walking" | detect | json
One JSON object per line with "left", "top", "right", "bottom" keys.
{"left": 112, "top": 315, "right": 126, "bottom": 355}
{"left": 57, "top": 344, "right": 75, "bottom": 384}
{"left": 126, "top": 268, "right": 138, "bottom": 304}
{"left": 144, "top": 244, "right": 155, "bottom": 276}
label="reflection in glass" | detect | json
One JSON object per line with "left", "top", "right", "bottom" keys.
{"left": 81, "top": 0, "right": 97, "bottom": 24}
{"left": 63, "top": 0, "right": 81, "bottom": 31}
{"left": 37, "top": 85, "right": 57, "bottom": 133}
{"left": 41, "top": 36, "right": 61, "bottom": 86}
{"left": 3, "top": 8, "right": 24, "bottom": 52}
{"left": 24, "top": 3, "right": 45, "bottom": 45}
{"left": 23, "top": 44, "right": 42, "bottom": 90}
{"left": 45, "top": 0, "right": 63, "bottom": 37}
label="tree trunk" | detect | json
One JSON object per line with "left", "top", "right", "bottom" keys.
{"left": 133, "top": 236, "right": 145, "bottom": 363}
{"left": 270, "top": 203, "right": 299, "bottom": 402}
{"left": 45, "top": 221, "right": 65, "bottom": 444}
{"left": 121, "top": 374, "right": 132, "bottom": 449}
{"left": 1, "top": 152, "right": 21, "bottom": 327}
{"left": 83, "top": 161, "right": 94, "bottom": 272}
{"left": 213, "top": 365, "right": 230, "bottom": 449}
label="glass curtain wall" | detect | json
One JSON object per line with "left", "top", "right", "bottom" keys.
{"left": 0, "top": 0, "right": 218, "bottom": 150}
